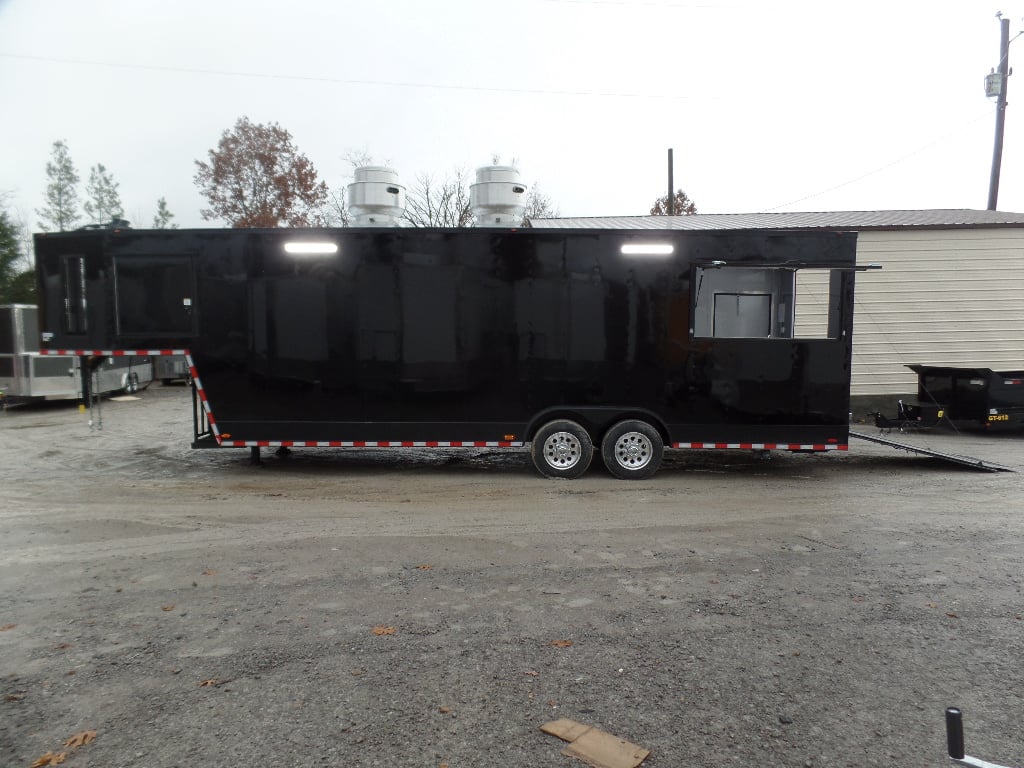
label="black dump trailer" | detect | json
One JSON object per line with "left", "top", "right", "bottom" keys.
{"left": 908, "top": 364, "right": 1024, "bottom": 431}
{"left": 33, "top": 226, "right": 863, "bottom": 479}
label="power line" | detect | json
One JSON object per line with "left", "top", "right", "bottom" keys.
{"left": 542, "top": 0, "right": 744, "bottom": 7}
{"left": 0, "top": 52, "right": 708, "bottom": 102}
{"left": 761, "top": 108, "right": 993, "bottom": 211}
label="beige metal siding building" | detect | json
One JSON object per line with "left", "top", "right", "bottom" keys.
{"left": 850, "top": 227, "right": 1024, "bottom": 396}
{"left": 530, "top": 210, "right": 1024, "bottom": 400}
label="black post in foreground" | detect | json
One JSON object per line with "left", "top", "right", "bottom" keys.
{"left": 945, "top": 707, "right": 964, "bottom": 760}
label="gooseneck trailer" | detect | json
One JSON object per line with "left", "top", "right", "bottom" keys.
{"left": 34, "top": 225, "right": 867, "bottom": 479}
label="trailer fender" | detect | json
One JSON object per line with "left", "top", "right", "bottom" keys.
{"left": 524, "top": 406, "right": 669, "bottom": 445}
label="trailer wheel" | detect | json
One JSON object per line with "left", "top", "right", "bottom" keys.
{"left": 531, "top": 420, "right": 593, "bottom": 479}
{"left": 601, "top": 420, "right": 663, "bottom": 480}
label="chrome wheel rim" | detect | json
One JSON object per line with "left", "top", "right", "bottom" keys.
{"left": 612, "top": 432, "right": 653, "bottom": 470}
{"left": 543, "top": 431, "right": 584, "bottom": 470}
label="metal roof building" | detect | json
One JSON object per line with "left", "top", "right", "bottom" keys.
{"left": 530, "top": 209, "right": 1024, "bottom": 405}
{"left": 529, "top": 209, "right": 1024, "bottom": 231}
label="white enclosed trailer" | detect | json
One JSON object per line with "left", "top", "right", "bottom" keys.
{"left": 0, "top": 304, "right": 153, "bottom": 406}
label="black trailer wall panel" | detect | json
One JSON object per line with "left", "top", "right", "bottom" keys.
{"left": 34, "top": 227, "right": 859, "bottom": 473}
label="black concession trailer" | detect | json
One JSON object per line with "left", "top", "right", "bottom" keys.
{"left": 33, "top": 226, "right": 865, "bottom": 479}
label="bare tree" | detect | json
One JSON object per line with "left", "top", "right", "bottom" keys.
{"left": 343, "top": 149, "right": 377, "bottom": 170}
{"left": 522, "top": 182, "right": 560, "bottom": 224}
{"left": 322, "top": 188, "right": 349, "bottom": 227}
{"left": 403, "top": 169, "right": 473, "bottom": 228}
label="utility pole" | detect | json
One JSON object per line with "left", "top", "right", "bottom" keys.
{"left": 667, "top": 148, "right": 675, "bottom": 215}
{"left": 987, "top": 15, "right": 1011, "bottom": 210}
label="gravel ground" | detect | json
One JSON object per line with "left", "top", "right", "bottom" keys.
{"left": 1, "top": 385, "right": 1022, "bottom": 768}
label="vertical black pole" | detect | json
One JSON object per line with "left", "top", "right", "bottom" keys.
{"left": 667, "top": 148, "right": 674, "bottom": 215}
{"left": 987, "top": 17, "right": 1011, "bottom": 211}
{"left": 945, "top": 707, "right": 964, "bottom": 759}
{"left": 79, "top": 356, "right": 91, "bottom": 410}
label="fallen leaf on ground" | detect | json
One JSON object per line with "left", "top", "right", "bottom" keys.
{"left": 202, "top": 569, "right": 218, "bottom": 576}
{"left": 925, "top": 602, "right": 938, "bottom": 608}
{"left": 0, "top": 624, "right": 16, "bottom": 631}
{"left": 31, "top": 752, "right": 67, "bottom": 767}
{"left": 199, "top": 679, "right": 219, "bottom": 687}
{"left": 439, "top": 706, "right": 453, "bottom": 714}
{"left": 372, "top": 626, "right": 396, "bottom": 635}
{"left": 160, "top": 604, "right": 175, "bottom": 612}
{"left": 946, "top": 612, "right": 960, "bottom": 619}
{"left": 415, "top": 564, "right": 433, "bottom": 570}
{"left": 549, "top": 640, "right": 573, "bottom": 648}
{"left": 54, "top": 643, "right": 72, "bottom": 650}
{"left": 5, "top": 692, "right": 26, "bottom": 701}
{"left": 524, "top": 670, "right": 540, "bottom": 676}
{"left": 63, "top": 730, "right": 96, "bottom": 748}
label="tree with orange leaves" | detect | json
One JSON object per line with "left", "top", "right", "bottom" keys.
{"left": 650, "top": 189, "right": 697, "bottom": 216}
{"left": 194, "top": 117, "right": 328, "bottom": 227}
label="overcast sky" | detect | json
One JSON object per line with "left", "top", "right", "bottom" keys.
{"left": 1, "top": 0, "right": 1022, "bottom": 230}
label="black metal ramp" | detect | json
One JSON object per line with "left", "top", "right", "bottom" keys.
{"left": 849, "top": 431, "right": 1015, "bottom": 472}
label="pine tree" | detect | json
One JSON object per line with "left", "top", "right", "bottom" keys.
{"left": 152, "top": 197, "right": 177, "bottom": 229}
{"left": 37, "top": 140, "right": 81, "bottom": 231}
{"left": 83, "top": 163, "right": 125, "bottom": 224}
{"left": 0, "top": 207, "right": 19, "bottom": 289}
{"left": 0, "top": 206, "right": 35, "bottom": 304}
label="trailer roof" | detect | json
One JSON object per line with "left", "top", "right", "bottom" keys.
{"left": 528, "top": 209, "right": 1024, "bottom": 231}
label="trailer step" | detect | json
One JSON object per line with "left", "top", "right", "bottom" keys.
{"left": 849, "top": 431, "right": 1015, "bottom": 472}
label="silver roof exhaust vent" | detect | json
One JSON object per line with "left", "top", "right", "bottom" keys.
{"left": 347, "top": 166, "right": 406, "bottom": 227}
{"left": 470, "top": 166, "right": 526, "bottom": 227}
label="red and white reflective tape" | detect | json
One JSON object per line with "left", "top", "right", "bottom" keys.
{"left": 673, "top": 442, "right": 847, "bottom": 451}
{"left": 184, "top": 353, "right": 221, "bottom": 441}
{"left": 221, "top": 440, "right": 525, "bottom": 448}
{"left": 38, "top": 349, "right": 189, "bottom": 356}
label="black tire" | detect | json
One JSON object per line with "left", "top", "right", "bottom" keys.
{"left": 601, "top": 420, "right": 663, "bottom": 480}
{"left": 530, "top": 419, "right": 594, "bottom": 479}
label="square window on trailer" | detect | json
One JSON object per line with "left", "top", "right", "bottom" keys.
{"left": 692, "top": 266, "right": 841, "bottom": 340}
{"left": 114, "top": 255, "right": 197, "bottom": 337}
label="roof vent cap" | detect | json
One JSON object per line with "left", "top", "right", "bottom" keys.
{"left": 347, "top": 166, "right": 406, "bottom": 227}
{"left": 470, "top": 165, "right": 526, "bottom": 228}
